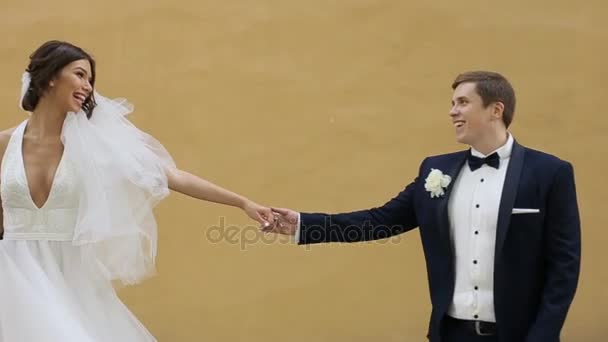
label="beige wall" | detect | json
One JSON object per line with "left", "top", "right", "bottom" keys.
{"left": 1, "top": 1, "right": 606, "bottom": 340}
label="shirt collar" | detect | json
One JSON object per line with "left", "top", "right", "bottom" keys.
{"left": 470, "top": 133, "right": 514, "bottom": 159}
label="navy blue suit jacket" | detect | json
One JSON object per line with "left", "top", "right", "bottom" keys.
{"left": 298, "top": 141, "right": 581, "bottom": 342}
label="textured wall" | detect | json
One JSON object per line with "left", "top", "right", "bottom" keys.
{"left": 1, "top": 1, "right": 606, "bottom": 340}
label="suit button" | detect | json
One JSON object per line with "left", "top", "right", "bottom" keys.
{"left": 480, "top": 178, "right": 485, "bottom": 182}
{"left": 473, "top": 260, "right": 478, "bottom": 264}
{"left": 474, "top": 286, "right": 479, "bottom": 290}
{"left": 474, "top": 315, "right": 479, "bottom": 319}
{"left": 474, "top": 231, "right": 479, "bottom": 235}
{"left": 475, "top": 204, "right": 480, "bottom": 208}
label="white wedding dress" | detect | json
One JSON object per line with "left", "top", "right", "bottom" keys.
{"left": 0, "top": 120, "right": 157, "bottom": 341}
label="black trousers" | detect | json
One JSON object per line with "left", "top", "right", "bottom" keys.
{"left": 441, "top": 316, "right": 498, "bottom": 342}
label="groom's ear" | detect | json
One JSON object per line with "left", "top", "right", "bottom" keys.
{"left": 490, "top": 101, "right": 505, "bottom": 122}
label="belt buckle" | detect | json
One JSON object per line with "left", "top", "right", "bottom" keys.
{"left": 474, "top": 321, "right": 493, "bottom": 336}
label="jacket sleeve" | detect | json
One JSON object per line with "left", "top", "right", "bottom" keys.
{"left": 298, "top": 179, "right": 419, "bottom": 244}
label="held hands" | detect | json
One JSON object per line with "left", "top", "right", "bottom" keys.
{"left": 242, "top": 200, "right": 276, "bottom": 228}
{"left": 261, "top": 207, "right": 298, "bottom": 236}
{"left": 240, "top": 200, "right": 299, "bottom": 236}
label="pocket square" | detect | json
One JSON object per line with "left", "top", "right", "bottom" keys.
{"left": 512, "top": 208, "right": 540, "bottom": 214}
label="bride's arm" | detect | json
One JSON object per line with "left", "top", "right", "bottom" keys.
{"left": 167, "top": 168, "right": 247, "bottom": 207}
{"left": 166, "top": 168, "right": 275, "bottom": 227}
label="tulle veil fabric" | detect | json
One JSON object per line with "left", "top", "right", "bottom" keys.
{"left": 20, "top": 73, "right": 176, "bottom": 285}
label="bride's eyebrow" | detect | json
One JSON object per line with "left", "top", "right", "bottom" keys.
{"left": 74, "top": 66, "right": 93, "bottom": 81}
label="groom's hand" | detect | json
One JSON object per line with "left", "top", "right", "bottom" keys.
{"left": 262, "top": 207, "right": 299, "bottom": 236}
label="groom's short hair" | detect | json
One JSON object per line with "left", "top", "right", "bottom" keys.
{"left": 452, "top": 71, "right": 516, "bottom": 128}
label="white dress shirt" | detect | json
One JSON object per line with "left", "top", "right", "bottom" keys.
{"left": 294, "top": 135, "right": 514, "bottom": 324}
{"left": 447, "top": 134, "right": 513, "bottom": 322}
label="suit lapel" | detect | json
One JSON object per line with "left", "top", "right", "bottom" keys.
{"left": 436, "top": 152, "right": 468, "bottom": 245}
{"left": 495, "top": 141, "right": 526, "bottom": 258}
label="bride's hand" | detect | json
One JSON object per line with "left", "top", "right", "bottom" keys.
{"left": 242, "top": 200, "right": 275, "bottom": 228}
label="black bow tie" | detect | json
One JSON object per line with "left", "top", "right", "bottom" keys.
{"left": 468, "top": 151, "right": 500, "bottom": 171}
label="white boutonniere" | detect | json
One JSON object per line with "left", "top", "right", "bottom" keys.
{"left": 424, "top": 168, "right": 451, "bottom": 198}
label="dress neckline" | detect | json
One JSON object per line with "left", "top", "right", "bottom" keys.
{"left": 17, "top": 120, "right": 65, "bottom": 210}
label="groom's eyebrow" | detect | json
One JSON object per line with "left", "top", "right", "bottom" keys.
{"left": 452, "top": 96, "right": 468, "bottom": 104}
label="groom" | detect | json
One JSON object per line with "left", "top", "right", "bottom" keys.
{"left": 266, "top": 71, "right": 581, "bottom": 342}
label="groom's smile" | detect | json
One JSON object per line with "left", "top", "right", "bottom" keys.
{"left": 453, "top": 120, "right": 466, "bottom": 128}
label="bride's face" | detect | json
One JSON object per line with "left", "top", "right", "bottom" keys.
{"left": 47, "top": 59, "right": 93, "bottom": 113}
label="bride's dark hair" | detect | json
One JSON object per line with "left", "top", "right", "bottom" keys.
{"left": 22, "top": 40, "right": 97, "bottom": 118}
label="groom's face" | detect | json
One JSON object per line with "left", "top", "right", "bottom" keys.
{"left": 449, "top": 82, "right": 495, "bottom": 146}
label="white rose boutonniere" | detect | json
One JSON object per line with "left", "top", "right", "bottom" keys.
{"left": 424, "top": 168, "right": 451, "bottom": 198}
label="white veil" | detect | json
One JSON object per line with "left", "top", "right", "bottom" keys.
{"left": 20, "top": 73, "right": 176, "bottom": 285}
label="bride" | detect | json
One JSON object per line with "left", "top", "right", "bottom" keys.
{"left": 0, "top": 40, "right": 275, "bottom": 341}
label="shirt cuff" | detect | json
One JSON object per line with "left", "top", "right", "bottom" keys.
{"left": 294, "top": 213, "right": 302, "bottom": 244}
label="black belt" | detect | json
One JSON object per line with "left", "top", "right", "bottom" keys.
{"left": 444, "top": 316, "right": 497, "bottom": 336}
